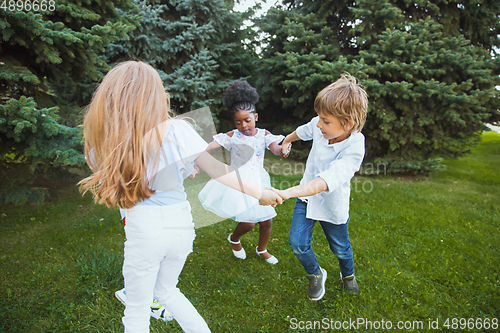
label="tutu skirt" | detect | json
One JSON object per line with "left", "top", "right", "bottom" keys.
{"left": 198, "top": 166, "right": 276, "bottom": 223}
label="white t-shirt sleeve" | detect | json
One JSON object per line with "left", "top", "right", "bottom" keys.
{"left": 265, "top": 133, "right": 285, "bottom": 148}
{"left": 296, "top": 116, "right": 319, "bottom": 141}
{"left": 150, "top": 120, "right": 208, "bottom": 190}
{"left": 213, "top": 132, "right": 233, "bottom": 151}
{"left": 172, "top": 119, "right": 209, "bottom": 163}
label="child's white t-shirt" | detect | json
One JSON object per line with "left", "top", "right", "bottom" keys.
{"left": 121, "top": 119, "right": 208, "bottom": 214}
{"left": 296, "top": 116, "right": 365, "bottom": 224}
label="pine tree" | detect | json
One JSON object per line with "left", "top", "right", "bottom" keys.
{"left": 0, "top": 96, "right": 84, "bottom": 204}
{"left": 255, "top": 0, "right": 363, "bottom": 128}
{"left": 360, "top": 18, "right": 496, "bottom": 160}
{"left": 352, "top": 0, "right": 500, "bottom": 170}
{"left": 0, "top": 0, "right": 139, "bottom": 204}
{"left": 258, "top": 0, "right": 500, "bottom": 171}
{"left": 104, "top": 0, "right": 257, "bottom": 121}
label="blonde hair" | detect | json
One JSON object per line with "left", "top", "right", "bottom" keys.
{"left": 314, "top": 73, "right": 368, "bottom": 133}
{"left": 78, "top": 61, "right": 172, "bottom": 208}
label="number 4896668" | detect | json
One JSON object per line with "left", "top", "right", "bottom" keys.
{"left": 443, "top": 318, "right": 498, "bottom": 330}
{"left": 1, "top": 1, "right": 56, "bottom": 12}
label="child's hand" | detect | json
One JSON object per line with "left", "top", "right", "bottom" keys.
{"left": 268, "top": 187, "right": 291, "bottom": 201}
{"left": 281, "top": 142, "right": 292, "bottom": 157}
{"left": 259, "top": 189, "right": 283, "bottom": 207}
{"left": 187, "top": 164, "right": 200, "bottom": 179}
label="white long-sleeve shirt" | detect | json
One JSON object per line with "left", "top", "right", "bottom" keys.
{"left": 296, "top": 116, "right": 365, "bottom": 224}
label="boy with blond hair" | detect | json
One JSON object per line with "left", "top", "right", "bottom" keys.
{"left": 274, "top": 74, "right": 368, "bottom": 300}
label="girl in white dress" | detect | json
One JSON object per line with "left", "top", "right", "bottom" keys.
{"left": 198, "top": 81, "right": 289, "bottom": 264}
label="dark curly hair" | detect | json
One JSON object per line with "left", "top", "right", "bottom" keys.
{"left": 223, "top": 80, "right": 259, "bottom": 114}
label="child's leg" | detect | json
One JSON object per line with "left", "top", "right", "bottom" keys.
{"left": 319, "top": 220, "right": 354, "bottom": 277}
{"left": 229, "top": 222, "right": 255, "bottom": 251}
{"left": 122, "top": 233, "right": 164, "bottom": 333}
{"left": 257, "top": 219, "right": 273, "bottom": 259}
{"left": 154, "top": 230, "right": 210, "bottom": 333}
{"left": 122, "top": 202, "right": 208, "bottom": 332}
{"left": 288, "top": 199, "right": 321, "bottom": 275}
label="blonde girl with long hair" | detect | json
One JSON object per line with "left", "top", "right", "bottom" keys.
{"left": 79, "top": 61, "right": 281, "bottom": 333}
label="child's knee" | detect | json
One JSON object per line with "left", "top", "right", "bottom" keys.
{"left": 288, "top": 240, "right": 306, "bottom": 255}
{"left": 240, "top": 223, "right": 255, "bottom": 232}
{"left": 258, "top": 220, "right": 272, "bottom": 231}
{"left": 331, "top": 244, "right": 352, "bottom": 259}
{"left": 155, "top": 286, "right": 181, "bottom": 304}
{"left": 288, "top": 242, "right": 298, "bottom": 254}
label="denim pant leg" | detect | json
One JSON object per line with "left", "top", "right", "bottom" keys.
{"left": 289, "top": 199, "right": 322, "bottom": 275}
{"left": 319, "top": 220, "right": 354, "bottom": 277}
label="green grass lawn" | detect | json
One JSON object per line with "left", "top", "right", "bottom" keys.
{"left": 1, "top": 131, "right": 499, "bottom": 332}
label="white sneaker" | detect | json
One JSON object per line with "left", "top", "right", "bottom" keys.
{"left": 114, "top": 288, "right": 126, "bottom": 306}
{"left": 150, "top": 299, "right": 174, "bottom": 322}
{"left": 114, "top": 288, "right": 174, "bottom": 322}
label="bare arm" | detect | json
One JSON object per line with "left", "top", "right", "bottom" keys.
{"left": 270, "top": 177, "right": 328, "bottom": 201}
{"left": 268, "top": 142, "right": 282, "bottom": 156}
{"left": 265, "top": 130, "right": 281, "bottom": 156}
{"left": 265, "top": 130, "right": 290, "bottom": 157}
{"left": 206, "top": 141, "right": 222, "bottom": 153}
{"left": 281, "top": 131, "right": 300, "bottom": 157}
{"left": 195, "top": 151, "right": 282, "bottom": 206}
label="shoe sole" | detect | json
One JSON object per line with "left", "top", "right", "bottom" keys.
{"left": 309, "top": 268, "right": 327, "bottom": 301}
{"left": 115, "top": 289, "right": 126, "bottom": 306}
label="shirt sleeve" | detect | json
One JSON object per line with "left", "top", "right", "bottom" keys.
{"left": 213, "top": 132, "right": 233, "bottom": 151}
{"left": 172, "top": 119, "right": 209, "bottom": 163}
{"left": 265, "top": 133, "right": 285, "bottom": 148}
{"left": 148, "top": 120, "right": 207, "bottom": 189}
{"left": 295, "top": 116, "right": 319, "bottom": 141}
{"left": 151, "top": 119, "right": 208, "bottom": 184}
{"left": 317, "top": 140, "right": 365, "bottom": 193}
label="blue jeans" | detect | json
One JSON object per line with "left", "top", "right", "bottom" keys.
{"left": 289, "top": 199, "right": 354, "bottom": 277}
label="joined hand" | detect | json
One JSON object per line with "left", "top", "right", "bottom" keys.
{"left": 188, "top": 164, "right": 200, "bottom": 179}
{"left": 281, "top": 142, "right": 292, "bottom": 157}
{"left": 267, "top": 187, "right": 290, "bottom": 201}
{"left": 259, "top": 189, "right": 283, "bottom": 207}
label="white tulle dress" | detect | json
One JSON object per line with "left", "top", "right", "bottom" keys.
{"left": 198, "top": 128, "right": 284, "bottom": 222}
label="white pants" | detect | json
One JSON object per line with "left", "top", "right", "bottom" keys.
{"left": 122, "top": 201, "right": 211, "bottom": 333}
